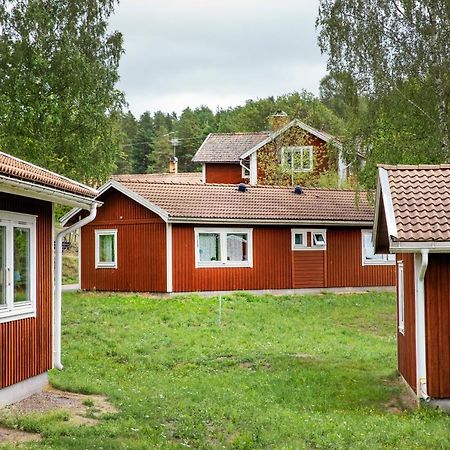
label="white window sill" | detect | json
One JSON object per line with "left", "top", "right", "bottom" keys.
{"left": 196, "top": 262, "right": 252, "bottom": 269}
{"left": 96, "top": 263, "right": 118, "bottom": 269}
{"left": 0, "top": 307, "right": 36, "bottom": 324}
{"left": 363, "top": 260, "right": 396, "bottom": 266}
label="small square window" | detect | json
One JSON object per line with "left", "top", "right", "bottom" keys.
{"left": 312, "top": 232, "right": 326, "bottom": 247}
{"left": 291, "top": 229, "right": 307, "bottom": 250}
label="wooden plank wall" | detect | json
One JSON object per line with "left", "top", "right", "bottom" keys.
{"left": 205, "top": 163, "right": 245, "bottom": 184}
{"left": 292, "top": 251, "right": 325, "bottom": 288}
{"left": 81, "top": 189, "right": 167, "bottom": 292}
{"left": 397, "top": 253, "right": 416, "bottom": 393}
{"left": 425, "top": 254, "right": 450, "bottom": 398}
{"left": 326, "top": 228, "right": 396, "bottom": 287}
{"left": 172, "top": 225, "right": 292, "bottom": 292}
{"left": 0, "top": 194, "right": 52, "bottom": 389}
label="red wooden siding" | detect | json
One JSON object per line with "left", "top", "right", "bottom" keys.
{"left": 397, "top": 253, "right": 416, "bottom": 393}
{"left": 80, "top": 189, "right": 167, "bottom": 292}
{"left": 425, "top": 254, "right": 450, "bottom": 398}
{"left": 0, "top": 194, "right": 52, "bottom": 389}
{"left": 172, "top": 225, "right": 292, "bottom": 292}
{"left": 326, "top": 228, "right": 395, "bottom": 287}
{"left": 292, "top": 251, "right": 325, "bottom": 288}
{"left": 205, "top": 163, "right": 245, "bottom": 184}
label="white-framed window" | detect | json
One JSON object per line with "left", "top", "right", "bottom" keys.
{"left": 291, "top": 229, "right": 326, "bottom": 250}
{"left": 95, "top": 229, "right": 118, "bottom": 269}
{"left": 195, "top": 228, "right": 253, "bottom": 268}
{"left": 397, "top": 260, "right": 405, "bottom": 335}
{"left": 241, "top": 165, "right": 250, "bottom": 179}
{"left": 281, "top": 146, "right": 314, "bottom": 172}
{"left": 0, "top": 210, "right": 36, "bottom": 324}
{"left": 361, "top": 230, "right": 395, "bottom": 265}
{"left": 291, "top": 229, "right": 307, "bottom": 249}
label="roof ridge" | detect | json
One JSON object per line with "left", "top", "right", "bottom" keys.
{"left": 379, "top": 164, "right": 450, "bottom": 170}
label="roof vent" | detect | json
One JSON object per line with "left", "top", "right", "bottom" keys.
{"left": 237, "top": 183, "right": 247, "bottom": 193}
{"left": 293, "top": 186, "right": 304, "bottom": 195}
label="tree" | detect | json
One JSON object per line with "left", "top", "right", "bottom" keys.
{"left": 131, "top": 112, "right": 154, "bottom": 173}
{"left": 317, "top": 0, "right": 450, "bottom": 157}
{"left": 0, "top": 0, "right": 124, "bottom": 184}
{"left": 147, "top": 125, "right": 172, "bottom": 173}
{"left": 115, "top": 111, "right": 137, "bottom": 174}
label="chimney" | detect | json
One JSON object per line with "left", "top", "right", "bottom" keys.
{"left": 268, "top": 110, "right": 290, "bottom": 132}
{"left": 169, "top": 156, "right": 178, "bottom": 174}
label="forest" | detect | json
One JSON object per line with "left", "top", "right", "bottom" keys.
{"left": 0, "top": 1, "right": 448, "bottom": 190}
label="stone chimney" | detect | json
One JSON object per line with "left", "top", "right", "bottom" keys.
{"left": 169, "top": 156, "right": 178, "bottom": 174}
{"left": 268, "top": 111, "right": 290, "bottom": 132}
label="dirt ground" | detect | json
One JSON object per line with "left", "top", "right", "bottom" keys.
{"left": 0, "top": 387, "right": 118, "bottom": 445}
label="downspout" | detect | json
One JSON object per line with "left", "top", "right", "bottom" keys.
{"left": 416, "top": 249, "right": 430, "bottom": 401}
{"left": 53, "top": 203, "right": 98, "bottom": 370}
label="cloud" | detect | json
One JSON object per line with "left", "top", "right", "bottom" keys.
{"left": 109, "top": 0, "right": 327, "bottom": 116}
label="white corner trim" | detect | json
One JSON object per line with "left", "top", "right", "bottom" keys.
{"left": 166, "top": 223, "right": 173, "bottom": 292}
{"left": 0, "top": 372, "right": 48, "bottom": 408}
{"left": 378, "top": 168, "right": 398, "bottom": 239}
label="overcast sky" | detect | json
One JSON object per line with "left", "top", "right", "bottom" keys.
{"left": 109, "top": 0, "right": 327, "bottom": 117}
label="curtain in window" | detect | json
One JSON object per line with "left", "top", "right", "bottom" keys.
{"left": 13, "top": 227, "right": 30, "bottom": 303}
{"left": 199, "top": 233, "right": 220, "bottom": 262}
{"left": 226, "top": 233, "right": 248, "bottom": 262}
{"left": 0, "top": 226, "right": 5, "bottom": 306}
{"left": 100, "top": 234, "right": 115, "bottom": 263}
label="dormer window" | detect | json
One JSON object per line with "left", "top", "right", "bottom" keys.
{"left": 282, "top": 146, "right": 313, "bottom": 172}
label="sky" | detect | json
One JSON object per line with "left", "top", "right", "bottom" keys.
{"left": 109, "top": 0, "right": 327, "bottom": 117}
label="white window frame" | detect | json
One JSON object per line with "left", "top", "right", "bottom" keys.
{"left": 195, "top": 227, "right": 253, "bottom": 268}
{"left": 361, "top": 230, "right": 395, "bottom": 266}
{"left": 0, "top": 210, "right": 37, "bottom": 324}
{"left": 291, "top": 229, "right": 307, "bottom": 250}
{"left": 241, "top": 164, "right": 250, "bottom": 179}
{"left": 397, "top": 260, "right": 405, "bottom": 335}
{"left": 281, "top": 146, "right": 314, "bottom": 172}
{"left": 291, "top": 229, "right": 326, "bottom": 251}
{"left": 95, "top": 229, "right": 118, "bottom": 269}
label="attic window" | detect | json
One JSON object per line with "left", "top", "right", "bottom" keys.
{"left": 282, "top": 146, "right": 313, "bottom": 172}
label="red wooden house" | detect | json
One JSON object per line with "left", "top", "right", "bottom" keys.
{"left": 374, "top": 164, "right": 450, "bottom": 404}
{"left": 0, "top": 152, "right": 98, "bottom": 407}
{"left": 63, "top": 175, "right": 395, "bottom": 294}
{"left": 192, "top": 113, "right": 348, "bottom": 185}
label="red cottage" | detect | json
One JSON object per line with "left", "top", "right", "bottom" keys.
{"left": 374, "top": 164, "right": 450, "bottom": 405}
{"left": 63, "top": 175, "right": 396, "bottom": 294}
{"left": 0, "top": 152, "right": 98, "bottom": 407}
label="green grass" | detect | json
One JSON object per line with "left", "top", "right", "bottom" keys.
{"left": 62, "top": 254, "right": 78, "bottom": 285}
{"left": 3, "top": 291, "right": 450, "bottom": 449}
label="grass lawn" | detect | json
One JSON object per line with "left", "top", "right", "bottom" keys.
{"left": 2, "top": 291, "right": 450, "bottom": 449}
{"left": 62, "top": 254, "right": 78, "bottom": 285}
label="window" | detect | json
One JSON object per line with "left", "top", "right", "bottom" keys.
{"left": 95, "top": 230, "right": 118, "bottom": 268}
{"left": 282, "top": 146, "right": 313, "bottom": 172}
{"left": 241, "top": 158, "right": 251, "bottom": 179}
{"left": 0, "top": 211, "right": 36, "bottom": 323}
{"left": 398, "top": 260, "right": 405, "bottom": 335}
{"left": 291, "top": 229, "right": 326, "bottom": 250}
{"left": 291, "top": 230, "right": 307, "bottom": 249}
{"left": 195, "top": 228, "right": 253, "bottom": 267}
{"left": 361, "top": 230, "right": 395, "bottom": 265}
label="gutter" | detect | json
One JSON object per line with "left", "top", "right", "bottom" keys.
{"left": 53, "top": 203, "right": 98, "bottom": 370}
{"left": 416, "top": 249, "right": 430, "bottom": 401}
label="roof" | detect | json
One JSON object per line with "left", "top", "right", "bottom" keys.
{"left": 192, "top": 119, "right": 343, "bottom": 164}
{"left": 112, "top": 172, "right": 202, "bottom": 184}
{"left": 104, "top": 179, "right": 373, "bottom": 224}
{"left": 0, "top": 152, "right": 97, "bottom": 198}
{"left": 377, "top": 165, "right": 450, "bottom": 243}
{"left": 192, "top": 132, "right": 270, "bottom": 163}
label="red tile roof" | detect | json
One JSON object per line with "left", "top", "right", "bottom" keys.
{"left": 192, "top": 132, "right": 270, "bottom": 163}
{"left": 0, "top": 152, "right": 97, "bottom": 198}
{"left": 112, "top": 173, "right": 201, "bottom": 184}
{"left": 382, "top": 164, "right": 450, "bottom": 242}
{"left": 113, "top": 179, "right": 373, "bottom": 223}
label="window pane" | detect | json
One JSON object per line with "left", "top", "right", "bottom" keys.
{"left": 0, "top": 226, "right": 5, "bottom": 306}
{"left": 99, "top": 234, "right": 115, "bottom": 263}
{"left": 14, "top": 227, "right": 30, "bottom": 304}
{"left": 227, "top": 233, "right": 248, "bottom": 262}
{"left": 292, "top": 150, "right": 303, "bottom": 171}
{"left": 294, "top": 233, "right": 303, "bottom": 246}
{"left": 313, "top": 233, "right": 325, "bottom": 246}
{"left": 364, "top": 232, "right": 384, "bottom": 261}
{"left": 199, "top": 233, "right": 220, "bottom": 262}
{"left": 302, "top": 149, "right": 312, "bottom": 170}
